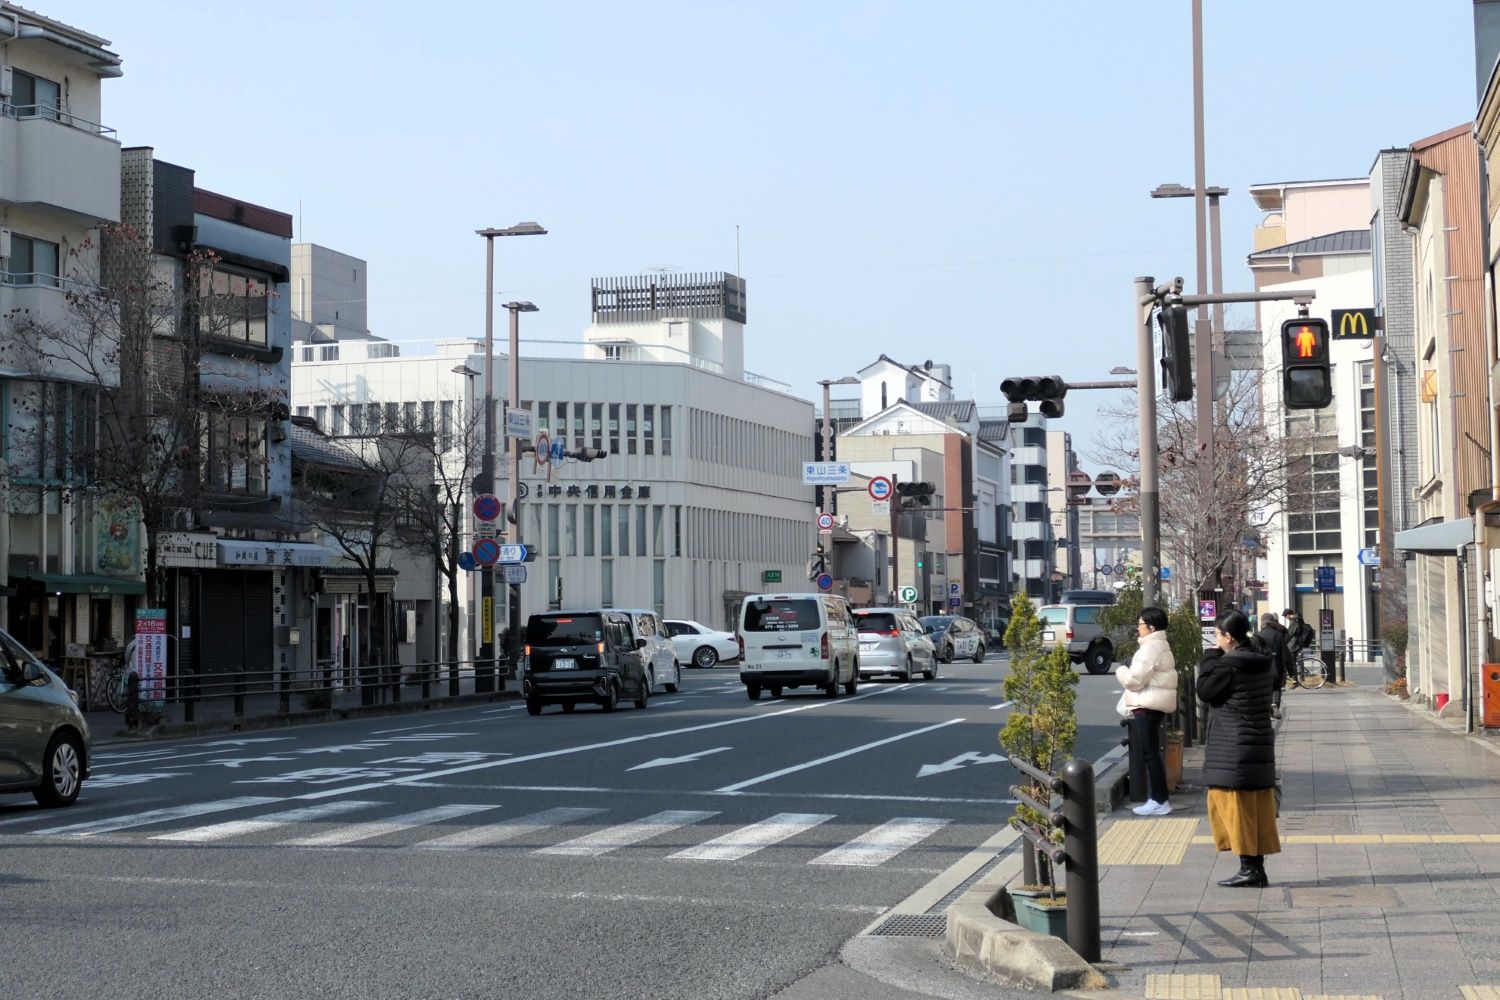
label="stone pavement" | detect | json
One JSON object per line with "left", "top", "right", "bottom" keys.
{"left": 1090, "top": 665, "right": 1500, "bottom": 1000}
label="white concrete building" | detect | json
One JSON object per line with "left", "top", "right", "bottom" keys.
{"left": 292, "top": 271, "right": 815, "bottom": 639}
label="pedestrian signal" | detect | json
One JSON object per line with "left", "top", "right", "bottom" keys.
{"left": 1280, "top": 317, "right": 1332, "bottom": 410}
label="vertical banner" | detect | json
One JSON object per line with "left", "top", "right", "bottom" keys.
{"left": 482, "top": 596, "right": 494, "bottom": 645}
{"left": 134, "top": 609, "right": 168, "bottom": 708}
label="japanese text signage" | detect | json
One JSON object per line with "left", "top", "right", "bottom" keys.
{"left": 134, "top": 609, "right": 168, "bottom": 708}
{"left": 525, "top": 483, "right": 653, "bottom": 500}
{"left": 1315, "top": 565, "right": 1336, "bottom": 593}
{"left": 802, "top": 462, "right": 851, "bottom": 486}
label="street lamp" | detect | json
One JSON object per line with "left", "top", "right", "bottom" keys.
{"left": 475, "top": 222, "right": 546, "bottom": 694}
{"left": 449, "top": 364, "right": 479, "bottom": 693}
{"left": 817, "top": 376, "right": 860, "bottom": 516}
{"left": 503, "top": 300, "right": 539, "bottom": 671}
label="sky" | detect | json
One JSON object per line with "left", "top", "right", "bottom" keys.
{"left": 59, "top": 0, "right": 1479, "bottom": 463}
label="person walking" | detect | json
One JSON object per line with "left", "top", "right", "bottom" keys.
{"left": 1199, "top": 609, "right": 1280, "bottom": 887}
{"left": 1253, "top": 612, "right": 1289, "bottom": 718}
{"left": 1117, "top": 605, "right": 1178, "bottom": 817}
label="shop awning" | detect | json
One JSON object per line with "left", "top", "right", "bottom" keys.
{"left": 1395, "top": 517, "right": 1474, "bottom": 554}
{"left": 10, "top": 571, "right": 146, "bottom": 595}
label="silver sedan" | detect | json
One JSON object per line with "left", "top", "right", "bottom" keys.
{"left": 852, "top": 608, "right": 938, "bottom": 682}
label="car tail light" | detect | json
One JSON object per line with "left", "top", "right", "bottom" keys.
{"left": 880, "top": 627, "right": 900, "bottom": 637}
{"left": 524, "top": 644, "right": 532, "bottom": 656}
{"left": 820, "top": 632, "right": 830, "bottom": 659}
{"left": 597, "top": 642, "right": 605, "bottom": 653}
{"left": 736, "top": 634, "right": 744, "bottom": 660}
{"left": 1065, "top": 628, "right": 1074, "bottom": 641}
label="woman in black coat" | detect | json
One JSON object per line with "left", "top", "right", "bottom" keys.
{"left": 1197, "top": 609, "right": 1280, "bottom": 887}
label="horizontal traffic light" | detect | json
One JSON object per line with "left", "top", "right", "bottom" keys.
{"left": 999, "top": 375, "right": 1067, "bottom": 419}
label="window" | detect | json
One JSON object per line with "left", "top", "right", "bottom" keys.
{"left": 386, "top": 402, "right": 399, "bottom": 431}
{"left": 608, "top": 404, "right": 620, "bottom": 454}
{"left": 421, "top": 401, "right": 434, "bottom": 433}
{"left": 5, "top": 234, "right": 60, "bottom": 287}
{"left": 601, "top": 505, "right": 612, "bottom": 556}
{"left": 349, "top": 405, "right": 364, "bottom": 435}
{"left": 440, "top": 400, "right": 454, "bottom": 451}
{"left": 331, "top": 404, "right": 346, "bottom": 435}
{"left": 203, "top": 413, "right": 268, "bottom": 496}
{"left": 565, "top": 504, "right": 578, "bottom": 557}
{"left": 572, "top": 403, "right": 585, "bottom": 449}
{"left": 653, "top": 506, "right": 665, "bottom": 557}
{"left": 403, "top": 402, "right": 417, "bottom": 428}
{"left": 314, "top": 405, "right": 327, "bottom": 429}
{"left": 296, "top": 406, "right": 310, "bottom": 418}
{"left": 661, "top": 406, "right": 672, "bottom": 456}
{"left": 636, "top": 505, "right": 648, "bottom": 557}
{"left": 537, "top": 401, "right": 550, "bottom": 435}
{"left": 583, "top": 506, "right": 595, "bottom": 556}
{"left": 601, "top": 560, "right": 614, "bottom": 607}
{"left": 199, "top": 267, "right": 270, "bottom": 346}
{"left": 653, "top": 560, "right": 666, "bottom": 618}
{"left": 365, "top": 403, "right": 381, "bottom": 435}
{"left": 673, "top": 506, "right": 682, "bottom": 557}
{"left": 11, "top": 70, "right": 60, "bottom": 120}
{"left": 618, "top": 505, "right": 630, "bottom": 556}
{"left": 300, "top": 347, "right": 314, "bottom": 362}
{"left": 554, "top": 403, "right": 568, "bottom": 444}
{"left": 626, "top": 405, "right": 638, "bottom": 455}
{"left": 591, "top": 403, "right": 603, "bottom": 451}
{"left": 547, "top": 504, "right": 560, "bottom": 554}
{"left": 643, "top": 405, "right": 655, "bottom": 456}
{"left": 320, "top": 345, "right": 339, "bottom": 361}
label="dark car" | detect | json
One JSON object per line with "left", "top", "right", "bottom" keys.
{"left": 919, "top": 615, "right": 987, "bottom": 664}
{"left": 522, "top": 611, "right": 652, "bottom": 715}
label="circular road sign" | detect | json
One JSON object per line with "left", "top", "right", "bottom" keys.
{"left": 473, "top": 493, "right": 502, "bottom": 522}
{"left": 868, "top": 476, "right": 893, "bottom": 502}
{"left": 472, "top": 538, "right": 501, "bottom": 567}
{"left": 1113, "top": 563, "right": 1126, "bottom": 576}
{"left": 816, "top": 573, "right": 834, "bottom": 592}
{"left": 1099, "top": 564, "right": 1113, "bottom": 576}
{"left": 457, "top": 551, "right": 477, "bottom": 572}
{"left": 898, "top": 585, "right": 918, "bottom": 603}
{"left": 816, "top": 512, "right": 835, "bottom": 531}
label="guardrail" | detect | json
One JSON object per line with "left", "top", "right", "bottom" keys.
{"left": 1008, "top": 756, "right": 1100, "bottom": 962}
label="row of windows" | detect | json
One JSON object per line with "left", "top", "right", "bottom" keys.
{"left": 687, "top": 507, "right": 804, "bottom": 564}
{"left": 557, "top": 557, "right": 667, "bottom": 616}
{"left": 1286, "top": 445, "right": 1341, "bottom": 552}
{"left": 523, "top": 503, "right": 682, "bottom": 559}
{"left": 690, "top": 408, "right": 804, "bottom": 476}
{"left": 534, "top": 401, "right": 671, "bottom": 457}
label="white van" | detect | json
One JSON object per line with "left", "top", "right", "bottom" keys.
{"left": 737, "top": 593, "right": 860, "bottom": 701}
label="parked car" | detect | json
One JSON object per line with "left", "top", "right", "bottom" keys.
{"left": 522, "top": 611, "right": 652, "bottom": 714}
{"left": 664, "top": 619, "right": 740, "bottom": 668}
{"left": 852, "top": 608, "right": 938, "bottom": 681}
{"left": 737, "top": 593, "right": 859, "bottom": 700}
{"left": 920, "top": 615, "right": 987, "bottom": 664}
{"left": 619, "top": 609, "right": 682, "bottom": 693}
{"left": 0, "top": 626, "right": 90, "bottom": 807}
{"left": 1038, "top": 603, "right": 1114, "bottom": 674}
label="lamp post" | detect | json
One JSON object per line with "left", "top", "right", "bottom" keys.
{"left": 450, "top": 364, "right": 479, "bottom": 695}
{"left": 817, "top": 376, "right": 859, "bottom": 516}
{"left": 475, "top": 222, "right": 546, "bottom": 694}
{"left": 503, "top": 300, "right": 538, "bottom": 674}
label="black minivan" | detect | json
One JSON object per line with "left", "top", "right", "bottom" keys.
{"left": 523, "top": 610, "right": 652, "bottom": 715}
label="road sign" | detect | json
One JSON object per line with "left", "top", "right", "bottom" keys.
{"left": 949, "top": 582, "right": 960, "bottom": 594}
{"left": 502, "top": 564, "right": 527, "bottom": 584}
{"left": 1358, "top": 547, "right": 1380, "bottom": 567}
{"left": 802, "top": 462, "right": 851, "bottom": 485}
{"left": 475, "top": 521, "right": 498, "bottom": 539}
{"left": 1199, "top": 599, "right": 1217, "bottom": 621}
{"left": 457, "top": 551, "right": 477, "bottom": 572}
{"left": 816, "top": 512, "right": 835, "bottom": 532}
{"left": 1099, "top": 564, "right": 1113, "bottom": 576}
{"left": 898, "top": 585, "right": 918, "bottom": 603}
{"left": 1113, "top": 564, "right": 1126, "bottom": 576}
{"left": 517, "top": 482, "right": 529, "bottom": 500}
{"left": 505, "top": 407, "right": 534, "bottom": 439}
{"left": 473, "top": 493, "right": 502, "bottom": 522}
{"left": 1332, "top": 307, "right": 1377, "bottom": 340}
{"left": 472, "top": 538, "right": 500, "bottom": 567}
{"left": 816, "top": 572, "right": 834, "bottom": 592}
{"left": 868, "top": 476, "right": 893, "bottom": 502}
{"left": 498, "top": 542, "right": 534, "bottom": 566}
{"left": 948, "top": 596, "right": 960, "bottom": 608}
{"left": 1160, "top": 567, "right": 1172, "bottom": 580}
{"left": 871, "top": 499, "right": 890, "bottom": 515}
{"left": 1315, "top": 565, "right": 1336, "bottom": 593}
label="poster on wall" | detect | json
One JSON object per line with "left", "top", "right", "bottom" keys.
{"left": 134, "top": 609, "right": 168, "bottom": 708}
{"left": 97, "top": 497, "right": 140, "bottom": 576}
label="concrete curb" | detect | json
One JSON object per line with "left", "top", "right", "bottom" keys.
{"left": 92, "top": 689, "right": 521, "bottom": 745}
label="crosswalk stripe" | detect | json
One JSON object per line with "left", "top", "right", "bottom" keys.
{"left": 149, "top": 801, "right": 383, "bottom": 843}
{"left": 536, "top": 809, "right": 718, "bottom": 857}
{"left": 413, "top": 806, "right": 603, "bottom": 850}
{"left": 32, "top": 796, "right": 282, "bottom": 837}
{"left": 809, "top": 817, "right": 950, "bottom": 867}
{"left": 670, "top": 812, "right": 834, "bottom": 861}
{"left": 282, "top": 804, "right": 499, "bottom": 847}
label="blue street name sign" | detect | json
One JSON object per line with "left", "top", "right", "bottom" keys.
{"left": 498, "top": 543, "right": 530, "bottom": 564}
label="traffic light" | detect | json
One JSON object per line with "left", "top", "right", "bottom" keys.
{"left": 1158, "top": 302, "right": 1193, "bottom": 402}
{"left": 1280, "top": 317, "right": 1332, "bottom": 409}
{"left": 566, "top": 447, "right": 609, "bottom": 461}
{"left": 807, "top": 545, "right": 826, "bottom": 580}
{"left": 999, "top": 375, "right": 1068, "bottom": 420}
{"left": 896, "top": 481, "right": 936, "bottom": 508}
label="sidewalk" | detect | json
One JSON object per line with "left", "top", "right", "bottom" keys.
{"left": 1092, "top": 665, "right": 1500, "bottom": 1000}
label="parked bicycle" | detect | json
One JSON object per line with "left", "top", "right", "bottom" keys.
{"left": 1292, "top": 652, "right": 1327, "bottom": 690}
{"left": 96, "top": 657, "right": 131, "bottom": 713}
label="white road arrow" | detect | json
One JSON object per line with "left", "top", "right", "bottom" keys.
{"left": 628, "top": 747, "right": 734, "bottom": 771}
{"left": 917, "top": 752, "right": 1008, "bottom": 778}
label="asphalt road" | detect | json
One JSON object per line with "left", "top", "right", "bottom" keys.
{"left": 0, "top": 654, "right": 1125, "bottom": 1000}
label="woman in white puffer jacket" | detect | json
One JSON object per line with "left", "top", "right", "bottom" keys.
{"left": 1116, "top": 606, "right": 1178, "bottom": 816}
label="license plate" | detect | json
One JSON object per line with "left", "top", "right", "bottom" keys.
{"left": 772, "top": 649, "right": 794, "bottom": 660}
{"left": 860, "top": 642, "right": 877, "bottom": 651}
{"left": 552, "top": 658, "right": 577, "bottom": 670}
{"left": 1041, "top": 631, "right": 1054, "bottom": 642}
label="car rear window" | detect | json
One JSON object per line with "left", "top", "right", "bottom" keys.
{"left": 853, "top": 612, "right": 899, "bottom": 631}
{"left": 526, "top": 615, "right": 604, "bottom": 645}
{"left": 743, "top": 599, "right": 820, "bottom": 632}
{"left": 1039, "top": 608, "right": 1068, "bottom": 624}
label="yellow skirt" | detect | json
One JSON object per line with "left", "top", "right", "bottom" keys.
{"left": 1207, "top": 788, "right": 1281, "bottom": 856}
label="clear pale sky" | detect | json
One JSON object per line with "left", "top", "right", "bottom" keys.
{"left": 62, "top": 0, "right": 1477, "bottom": 461}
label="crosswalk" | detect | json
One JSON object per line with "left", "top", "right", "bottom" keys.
{"left": 6, "top": 796, "right": 953, "bottom": 868}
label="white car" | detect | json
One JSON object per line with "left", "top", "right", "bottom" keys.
{"left": 664, "top": 619, "right": 740, "bottom": 668}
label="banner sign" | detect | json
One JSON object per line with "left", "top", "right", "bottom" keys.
{"left": 134, "top": 609, "right": 168, "bottom": 708}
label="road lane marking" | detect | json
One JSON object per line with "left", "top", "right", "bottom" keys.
{"left": 714, "top": 718, "right": 965, "bottom": 793}
{"left": 33, "top": 796, "right": 283, "bottom": 836}
{"left": 810, "top": 817, "right": 950, "bottom": 867}
{"left": 670, "top": 812, "right": 833, "bottom": 861}
{"left": 151, "top": 800, "right": 383, "bottom": 843}
{"left": 401, "top": 782, "right": 1016, "bottom": 805}
{"left": 652, "top": 699, "right": 686, "bottom": 706}
{"left": 535, "top": 809, "right": 717, "bottom": 856}
{"left": 283, "top": 804, "right": 500, "bottom": 846}
{"left": 988, "top": 701, "right": 1014, "bottom": 710}
{"left": 372, "top": 721, "right": 476, "bottom": 734}
{"left": 414, "top": 806, "right": 603, "bottom": 850}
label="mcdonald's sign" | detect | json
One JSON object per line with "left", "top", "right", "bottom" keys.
{"left": 1331, "top": 307, "right": 1377, "bottom": 340}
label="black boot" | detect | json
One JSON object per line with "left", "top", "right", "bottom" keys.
{"left": 1218, "top": 855, "right": 1269, "bottom": 888}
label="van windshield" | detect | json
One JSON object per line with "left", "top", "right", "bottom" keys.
{"left": 743, "top": 599, "right": 820, "bottom": 632}
{"left": 526, "top": 615, "right": 604, "bottom": 645}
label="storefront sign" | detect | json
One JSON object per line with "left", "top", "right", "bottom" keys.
{"left": 217, "top": 540, "right": 333, "bottom": 568}
{"left": 525, "top": 483, "right": 653, "bottom": 500}
{"left": 157, "top": 532, "right": 218, "bottom": 568}
{"left": 134, "top": 609, "right": 168, "bottom": 708}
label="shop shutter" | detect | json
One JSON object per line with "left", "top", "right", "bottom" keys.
{"left": 199, "top": 571, "right": 274, "bottom": 687}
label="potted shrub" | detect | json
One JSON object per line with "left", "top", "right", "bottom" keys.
{"left": 1382, "top": 621, "right": 1409, "bottom": 683}
{"left": 999, "top": 592, "right": 1079, "bottom": 937}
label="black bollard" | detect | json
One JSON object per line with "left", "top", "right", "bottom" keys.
{"left": 1060, "top": 758, "right": 1101, "bottom": 962}
{"left": 1122, "top": 717, "right": 1146, "bottom": 803}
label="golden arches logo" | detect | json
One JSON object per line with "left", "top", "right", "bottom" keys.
{"left": 1339, "top": 311, "right": 1369, "bottom": 337}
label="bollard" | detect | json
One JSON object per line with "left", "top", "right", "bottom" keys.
{"left": 1060, "top": 758, "right": 1100, "bottom": 963}
{"left": 124, "top": 672, "right": 140, "bottom": 731}
{"left": 1121, "top": 717, "right": 1146, "bottom": 803}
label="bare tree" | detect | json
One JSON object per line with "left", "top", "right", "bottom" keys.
{"left": 2, "top": 224, "right": 284, "bottom": 603}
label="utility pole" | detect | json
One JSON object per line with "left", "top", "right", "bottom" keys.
{"left": 890, "top": 474, "right": 900, "bottom": 606}
{"left": 1136, "top": 276, "right": 1163, "bottom": 608}
{"left": 1191, "top": 0, "right": 1214, "bottom": 551}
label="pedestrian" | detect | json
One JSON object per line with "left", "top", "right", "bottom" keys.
{"left": 1283, "top": 608, "right": 1313, "bottom": 658}
{"left": 1198, "top": 609, "right": 1280, "bottom": 887}
{"left": 1253, "top": 612, "right": 1289, "bottom": 717}
{"left": 1117, "top": 605, "right": 1177, "bottom": 817}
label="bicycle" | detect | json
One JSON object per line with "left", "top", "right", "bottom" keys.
{"left": 98, "top": 659, "right": 131, "bottom": 713}
{"left": 1292, "top": 652, "right": 1327, "bottom": 690}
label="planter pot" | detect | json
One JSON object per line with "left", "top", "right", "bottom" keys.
{"left": 1164, "top": 733, "right": 1184, "bottom": 792}
{"left": 1012, "top": 892, "right": 1068, "bottom": 938}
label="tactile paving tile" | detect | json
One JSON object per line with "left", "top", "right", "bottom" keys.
{"left": 1222, "top": 990, "right": 1303, "bottom": 1000}
{"left": 1097, "top": 818, "right": 1200, "bottom": 865}
{"left": 1460, "top": 988, "right": 1500, "bottom": 1000}
{"left": 1144, "top": 973, "right": 1222, "bottom": 1000}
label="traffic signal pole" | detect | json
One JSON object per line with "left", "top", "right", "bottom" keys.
{"left": 1136, "top": 277, "right": 1163, "bottom": 608}
{"left": 890, "top": 474, "right": 900, "bottom": 606}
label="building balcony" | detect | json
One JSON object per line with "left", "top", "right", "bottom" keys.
{"left": 1012, "top": 446, "right": 1045, "bottom": 467}
{"left": 0, "top": 278, "right": 120, "bottom": 385}
{"left": 0, "top": 109, "right": 121, "bottom": 225}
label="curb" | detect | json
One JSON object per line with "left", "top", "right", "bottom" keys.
{"left": 92, "top": 689, "right": 522, "bottom": 745}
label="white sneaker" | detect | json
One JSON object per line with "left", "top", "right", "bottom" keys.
{"left": 1147, "top": 800, "right": 1173, "bottom": 816}
{"left": 1132, "top": 800, "right": 1162, "bottom": 816}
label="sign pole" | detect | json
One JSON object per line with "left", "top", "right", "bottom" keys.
{"left": 890, "top": 474, "right": 900, "bottom": 605}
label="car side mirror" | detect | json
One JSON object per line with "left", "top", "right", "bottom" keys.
{"left": 635, "top": 637, "right": 648, "bottom": 650}
{"left": 20, "top": 661, "right": 43, "bottom": 684}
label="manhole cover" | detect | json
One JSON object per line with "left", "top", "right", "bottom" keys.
{"left": 1289, "top": 885, "right": 1397, "bottom": 908}
{"left": 868, "top": 913, "right": 947, "bottom": 938}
